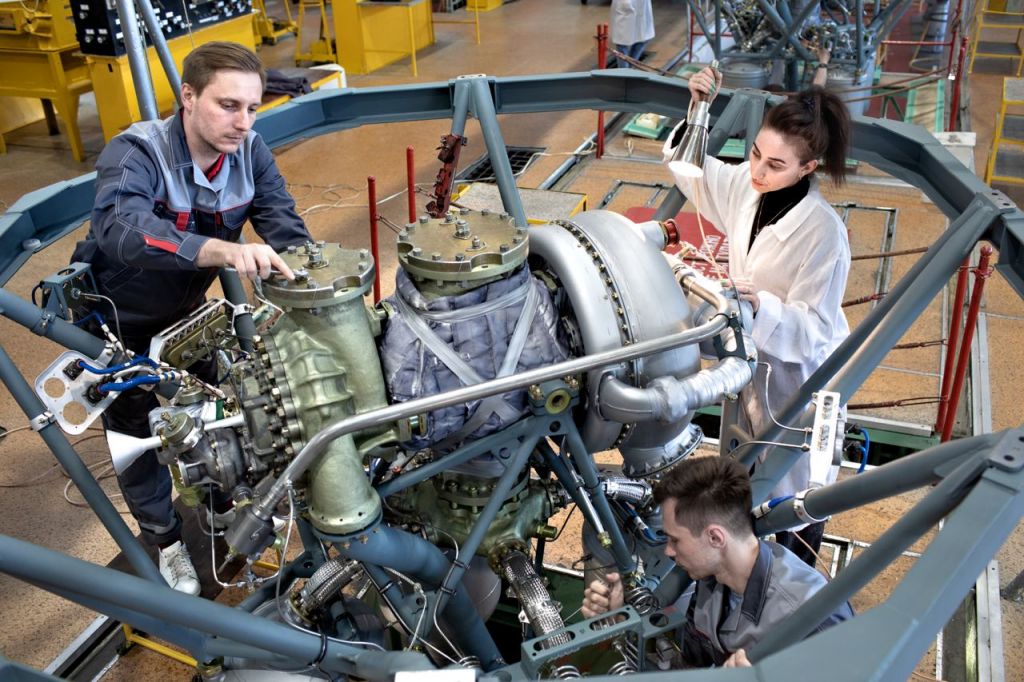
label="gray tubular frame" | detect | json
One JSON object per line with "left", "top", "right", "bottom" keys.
{"left": 0, "top": 71, "right": 1022, "bottom": 680}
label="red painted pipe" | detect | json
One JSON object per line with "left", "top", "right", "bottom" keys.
{"left": 367, "top": 175, "right": 381, "bottom": 304}
{"left": 596, "top": 23, "right": 607, "bottom": 159}
{"left": 947, "top": 37, "right": 969, "bottom": 132}
{"left": 940, "top": 247, "right": 994, "bottom": 442}
{"left": 935, "top": 256, "right": 970, "bottom": 432}
{"left": 688, "top": 12, "right": 694, "bottom": 63}
{"left": 406, "top": 146, "right": 416, "bottom": 223}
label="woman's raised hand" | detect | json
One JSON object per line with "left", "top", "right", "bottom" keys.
{"left": 688, "top": 65, "right": 722, "bottom": 104}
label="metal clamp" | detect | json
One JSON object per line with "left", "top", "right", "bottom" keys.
{"left": 232, "top": 302, "right": 255, "bottom": 329}
{"left": 792, "top": 488, "right": 827, "bottom": 525}
{"left": 29, "top": 411, "right": 55, "bottom": 432}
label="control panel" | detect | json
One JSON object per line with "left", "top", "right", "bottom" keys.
{"left": 70, "top": 0, "right": 252, "bottom": 57}
{"left": 808, "top": 390, "right": 844, "bottom": 487}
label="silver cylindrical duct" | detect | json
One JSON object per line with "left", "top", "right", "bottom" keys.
{"left": 825, "top": 52, "right": 876, "bottom": 117}
{"left": 720, "top": 59, "right": 771, "bottom": 90}
{"left": 499, "top": 550, "right": 568, "bottom": 648}
{"left": 297, "top": 558, "right": 362, "bottom": 616}
{"left": 601, "top": 478, "right": 653, "bottom": 507}
{"left": 599, "top": 355, "right": 753, "bottom": 425}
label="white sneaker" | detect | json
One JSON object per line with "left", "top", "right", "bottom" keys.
{"left": 159, "top": 541, "right": 201, "bottom": 595}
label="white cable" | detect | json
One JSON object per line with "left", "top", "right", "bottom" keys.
{"left": 383, "top": 568, "right": 428, "bottom": 653}
{"left": 371, "top": 569, "right": 458, "bottom": 664}
{"left": 80, "top": 293, "right": 125, "bottom": 351}
{"left": 727, "top": 439, "right": 808, "bottom": 457}
{"left": 756, "top": 362, "right": 813, "bottom": 435}
{"left": 430, "top": 540, "right": 464, "bottom": 660}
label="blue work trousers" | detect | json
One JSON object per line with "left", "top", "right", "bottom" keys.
{"left": 98, "top": 326, "right": 217, "bottom": 547}
{"left": 615, "top": 41, "right": 647, "bottom": 68}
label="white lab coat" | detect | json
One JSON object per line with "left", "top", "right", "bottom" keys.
{"left": 663, "top": 126, "right": 851, "bottom": 500}
{"left": 610, "top": 0, "right": 655, "bottom": 47}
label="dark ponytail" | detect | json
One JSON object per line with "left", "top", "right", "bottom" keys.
{"left": 762, "top": 86, "right": 851, "bottom": 185}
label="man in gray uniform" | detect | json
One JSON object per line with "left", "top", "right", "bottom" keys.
{"left": 582, "top": 456, "right": 853, "bottom": 667}
{"left": 71, "top": 42, "right": 310, "bottom": 595}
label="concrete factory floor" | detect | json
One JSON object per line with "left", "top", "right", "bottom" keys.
{"left": 0, "top": 1, "right": 1023, "bottom": 680}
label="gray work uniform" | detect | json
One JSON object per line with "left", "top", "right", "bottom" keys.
{"left": 70, "top": 112, "right": 310, "bottom": 546}
{"left": 679, "top": 540, "right": 853, "bottom": 667}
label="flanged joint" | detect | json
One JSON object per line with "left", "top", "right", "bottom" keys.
{"left": 396, "top": 210, "right": 527, "bottom": 286}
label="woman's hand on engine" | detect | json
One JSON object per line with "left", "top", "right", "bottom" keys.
{"left": 732, "top": 278, "right": 761, "bottom": 315}
{"left": 582, "top": 571, "right": 625, "bottom": 618}
{"left": 688, "top": 65, "right": 722, "bottom": 104}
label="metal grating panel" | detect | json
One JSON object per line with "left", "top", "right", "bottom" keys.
{"left": 456, "top": 146, "right": 545, "bottom": 182}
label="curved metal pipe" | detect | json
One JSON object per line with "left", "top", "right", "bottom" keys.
{"left": 598, "top": 265, "right": 754, "bottom": 424}
{"left": 248, "top": 307, "right": 730, "bottom": 525}
{"left": 500, "top": 550, "right": 569, "bottom": 647}
{"left": 599, "top": 355, "right": 753, "bottom": 424}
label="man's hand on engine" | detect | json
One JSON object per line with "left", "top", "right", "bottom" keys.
{"left": 582, "top": 571, "right": 625, "bottom": 618}
{"left": 198, "top": 239, "right": 296, "bottom": 281}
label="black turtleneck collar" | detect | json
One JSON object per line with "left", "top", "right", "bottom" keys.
{"left": 749, "top": 176, "right": 810, "bottom": 251}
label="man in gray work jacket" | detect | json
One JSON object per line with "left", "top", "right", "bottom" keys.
{"left": 582, "top": 456, "right": 853, "bottom": 668}
{"left": 70, "top": 42, "right": 311, "bottom": 595}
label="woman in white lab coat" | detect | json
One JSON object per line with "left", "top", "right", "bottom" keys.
{"left": 663, "top": 67, "right": 852, "bottom": 565}
{"left": 610, "top": 0, "right": 654, "bottom": 68}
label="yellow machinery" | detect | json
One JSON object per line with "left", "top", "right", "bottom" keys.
{"left": 0, "top": 0, "right": 92, "bottom": 161}
{"left": 87, "top": 15, "right": 256, "bottom": 142}
{"left": 985, "top": 77, "right": 1024, "bottom": 187}
{"left": 968, "top": 4, "right": 1024, "bottom": 77}
{"left": 332, "top": 0, "right": 434, "bottom": 76}
{"left": 253, "top": 0, "right": 297, "bottom": 45}
{"left": 295, "top": 0, "right": 336, "bottom": 65}
{"left": 467, "top": 0, "right": 502, "bottom": 11}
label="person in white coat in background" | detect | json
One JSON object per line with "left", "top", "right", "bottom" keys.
{"left": 663, "top": 66, "right": 853, "bottom": 566}
{"left": 610, "top": 0, "right": 654, "bottom": 68}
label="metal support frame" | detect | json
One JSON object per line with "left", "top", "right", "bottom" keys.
{"left": 133, "top": 0, "right": 182, "bottom": 105}
{"left": 111, "top": 0, "right": 158, "bottom": 121}
{"left": 1, "top": 71, "right": 1023, "bottom": 681}
{"left": 684, "top": 0, "right": 909, "bottom": 70}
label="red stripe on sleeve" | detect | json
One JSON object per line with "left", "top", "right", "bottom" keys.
{"left": 143, "top": 235, "right": 180, "bottom": 254}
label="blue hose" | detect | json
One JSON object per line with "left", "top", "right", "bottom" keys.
{"left": 73, "top": 311, "right": 105, "bottom": 328}
{"left": 857, "top": 429, "right": 871, "bottom": 474}
{"left": 79, "top": 356, "right": 158, "bottom": 375}
{"left": 99, "top": 373, "right": 165, "bottom": 393}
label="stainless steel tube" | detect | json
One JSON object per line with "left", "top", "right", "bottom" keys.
{"left": 250, "top": 310, "right": 731, "bottom": 522}
{"left": 134, "top": 0, "right": 182, "bottom": 103}
{"left": 113, "top": 0, "right": 159, "bottom": 120}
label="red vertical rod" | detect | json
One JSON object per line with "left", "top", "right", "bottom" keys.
{"left": 689, "top": 11, "right": 695, "bottom": 63}
{"left": 406, "top": 146, "right": 417, "bottom": 223}
{"left": 945, "top": 0, "right": 966, "bottom": 75}
{"left": 940, "top": 247, "right": 994, "bottom": 442}
{"left": 596, "top": 23, "right": 608, "bottom": 159}
{"left": 935, "top": 256, "right": 970, "bottom": 432}
{"left": 947, "top": 37, "right": 969, "bottom": 132}
{"left": 367, "top": 175, "right": 381, "bottom": 304}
